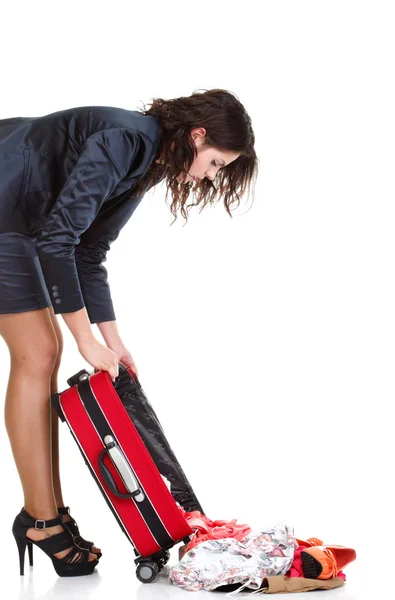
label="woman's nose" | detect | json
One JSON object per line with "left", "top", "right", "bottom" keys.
{"left": 205, "top": 169, "right": 217, "bottom": 181}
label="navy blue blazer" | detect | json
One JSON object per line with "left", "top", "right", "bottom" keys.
{"left": 0, "top": 106, "right": 163, "bottom": 323}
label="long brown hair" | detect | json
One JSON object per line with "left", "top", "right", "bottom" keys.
{"left": 133, "top": 88, "right": 258, "bottom": 224}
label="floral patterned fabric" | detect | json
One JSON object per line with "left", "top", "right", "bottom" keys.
{"left": 169, "top": 523, "right": 296, "bottom": 592}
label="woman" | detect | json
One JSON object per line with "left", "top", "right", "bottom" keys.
{"left": 0, "top": 89, "right": 258, "bottom": 577}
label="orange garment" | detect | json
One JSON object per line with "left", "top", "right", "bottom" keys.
{"left": 288, "top": 543, "right": 346, "bottom": 581}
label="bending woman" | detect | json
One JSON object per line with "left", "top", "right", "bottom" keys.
{"left": 0, "top": 88, "right": 258, "bottom": 577}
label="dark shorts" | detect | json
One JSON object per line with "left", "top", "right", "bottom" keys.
{"left": 0, "top": 232, "right": 52, "bottom": 314}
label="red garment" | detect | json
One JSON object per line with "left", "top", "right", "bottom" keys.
{"left": 179, "top": 508, "right": 252, "bottom": 551}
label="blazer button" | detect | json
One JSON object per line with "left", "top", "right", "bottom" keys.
{"left": 52, "top": 285, "right": 59, "bottom": 291}
{"left": 55, "top": 298, "right": 62, "bottom": 304}
{"left": 52, "top": 291, "right": 59, "bottom": 298}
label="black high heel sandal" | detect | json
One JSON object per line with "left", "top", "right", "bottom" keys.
{"left": 12, "top": 508, "right": 98, "bottom": 577}
{"left": 57, "top": 506, "right": 102, "bottom": 559}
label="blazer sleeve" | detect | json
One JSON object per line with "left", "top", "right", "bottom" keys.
{"left": 74, "top": 193, "right": 145, "bottom": 324}
{"left": 35, "top": 127, "right": 150, "bottom": 316}
{"left": 74, "top": 234, "right": 118, "bottom": 325}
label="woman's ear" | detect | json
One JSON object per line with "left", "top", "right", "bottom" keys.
{"left": 190, "top": 127, "right": 206, "bottom": 142}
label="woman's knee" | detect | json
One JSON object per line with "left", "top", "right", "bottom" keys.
{"left": 51, "top": 344, "right": 63, "bottom": 375}
{"left": 0, "top": 308, "right": 60, "bottom": 374}
{"left": 13, "top": 338, "right": 59, "bottom": 374}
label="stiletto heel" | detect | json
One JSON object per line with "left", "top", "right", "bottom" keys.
{"left": 12, "top": 508, "right": 98, "bottom": 577}
{"left": 14, "top": 534, "right": 28, "bottom": 576}
{"left": 27, "top": 540, "right": 33, "bottom": 567}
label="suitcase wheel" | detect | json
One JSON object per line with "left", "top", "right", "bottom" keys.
{"left": 136, "top": 560, "right": 159, "bottom": 583}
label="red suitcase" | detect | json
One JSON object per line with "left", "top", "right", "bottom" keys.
{"left": 51, "top": 363, "right": 197, "bottom": 583}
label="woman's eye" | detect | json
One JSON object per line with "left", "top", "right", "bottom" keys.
{"left": 212, "top": 160, "right": 217, "bottom": 167}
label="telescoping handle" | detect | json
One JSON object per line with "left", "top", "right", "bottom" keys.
{"left": 67, "top": 363, "right": 140, "bottom": 388}
{"left": 94, "top": 362, "right": 141, "bottom": 385}
{"left": 98, "top": 436, "right": 144, "bottom": 502}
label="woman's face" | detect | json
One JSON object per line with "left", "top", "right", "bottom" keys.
{"left": 176, "top": 128, "right": 241, "bottom": 184}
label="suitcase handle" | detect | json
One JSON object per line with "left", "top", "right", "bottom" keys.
{"left": 98, "top": 438, "right": 144, "bottom": 501}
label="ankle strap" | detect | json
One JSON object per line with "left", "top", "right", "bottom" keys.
{"left": 57, "top": 506, "right": 70, "bottom": 516}
{"left": 20, "top": 508, "right": 62, "bottom": 530}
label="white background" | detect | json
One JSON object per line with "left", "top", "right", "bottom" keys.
{"left": 0, "top": 1, "right": 394, "bottom": 599}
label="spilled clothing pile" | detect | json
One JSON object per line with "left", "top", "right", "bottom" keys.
{"left": 169, "top": 509, "right": 355, "bottom": 594}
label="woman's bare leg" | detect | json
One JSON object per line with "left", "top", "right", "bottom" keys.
{"left": 47, "top": 308, "right": 65, "bottom": 509}
{"left": 0, "top": 307, "right": 96, "bottom": 561}
{"left": 47, "top": 307, "right": 101, "bottom": 555}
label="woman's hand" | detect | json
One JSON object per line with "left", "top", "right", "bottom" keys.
{"left": 107, "top": 341, "right": 139, "bottom": 378}
{"left": 78, "top": 338, "right": 119, "bottom": 382}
